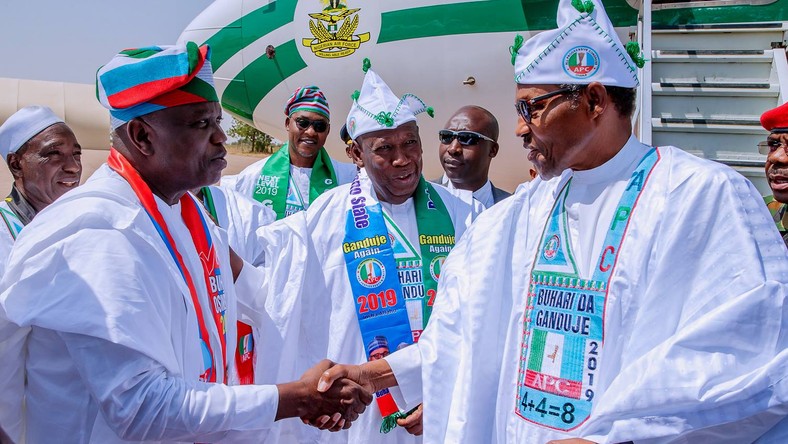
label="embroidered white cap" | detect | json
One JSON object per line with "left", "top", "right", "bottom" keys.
{"left": 512, "top": 0, "right": 644, "bottom": 87}
{"left": 0, "top": 106, "right": 65, "bottom": 161}
{"left": 346, "top": 59, "right": 433, "bottom": 141}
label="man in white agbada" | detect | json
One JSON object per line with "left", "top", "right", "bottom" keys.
{"left": 254, "top": 59, "right": 479, "bottom": 444}
{"left": 319, "top": 1, "right": 788, "bottom": 442}
{"left": 0, "top": 42, "right": 371, "bottom": 443}
{"left": 0, "top": 105, "right": 82, "bottom": 275}
{"left": 222, "top": 85, "right": 357, "bottom": 219}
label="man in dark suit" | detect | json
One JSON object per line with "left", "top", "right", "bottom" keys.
{"left": 437, "top": 105, "right": 510, "bottom": 208}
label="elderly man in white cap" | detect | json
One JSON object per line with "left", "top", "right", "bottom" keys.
{"left": 0, "top": 106, "right": 82, "bottom": 273}
{"left": 249, "top": 58, "right": 479, "bottom": 444}
{"left": 0, "top": 42, "right": 371, "bottom": 443}
{"left": 318, "top": 0, "right": 788, "bottom": 443}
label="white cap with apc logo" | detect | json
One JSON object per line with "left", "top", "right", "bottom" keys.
{"left": 511, "top": 0, "right": 645, "bottom": 88}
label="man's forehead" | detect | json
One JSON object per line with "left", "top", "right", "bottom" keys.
{"left": 516, "top": 83, "right": 564, "bottom": 97}
{"left": 27, "top": 123, "right": 77, "bottom": 148}
{"left": 148, "top": 101, "right": 219, "bottom": 122}
{"left": 361, "top": 122, "right": 419, "bottom": 144}
{"left": 290, "top": 110, "right": 329, "bottom": 122}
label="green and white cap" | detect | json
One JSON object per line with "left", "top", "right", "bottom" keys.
{"left": 511, "top": 0, "right": 645, "bottom": 87}
{"left": 346, "top": 59, "right": 433, "bottom": 141}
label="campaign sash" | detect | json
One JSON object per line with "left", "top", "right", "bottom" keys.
{"left": 516, "top": 148, "right": 659, "bottom": 431}
{"left": 252, "top": 144, "right": 338, "bottom": 219}
{"left": 0, "top": 205, "right": 23, "bottom": 240}
{"left": 108, "top": 149, "right": 227, "bottom": 383}
{"left": 199, "top": 186, "right": 256, "bottom": 385}
{"left": 343, "top": 172, "right": 454, "bottom": 432}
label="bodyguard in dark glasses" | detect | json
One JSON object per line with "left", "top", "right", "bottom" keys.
{"left": 437, "top": 105, "right": 510, "bottom": 209}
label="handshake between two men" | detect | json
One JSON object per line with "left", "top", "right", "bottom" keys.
{"left": 274, "top": 358, "right": 424, "bottom": 435}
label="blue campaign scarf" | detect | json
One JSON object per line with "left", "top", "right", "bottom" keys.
{"left": 342, "top": 170, "right": 454, "bottom": 432}
{"left": 516, "top": 147, "right": 660, "bottom": 431}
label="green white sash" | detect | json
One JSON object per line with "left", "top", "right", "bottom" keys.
{"left": 252, "top": 144, "right": 338, "bottom": 219}
{"left": 0, "top": 204, "right": 23, "bottom": 240}
{"left": 516, "top": 148, "right": 660, "bottom": 431}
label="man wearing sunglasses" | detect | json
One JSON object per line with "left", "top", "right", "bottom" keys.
{"left": 318, "top": 0, "right": 788, "bottom": 442}
{"left": 437, "top": 105, "right": 510, "bottom": 209}
{"left": 224, "top": 85, "right": 357, "bottom": 220}
{"left": 759, "top": 101, "right": 788, "bottom": 247}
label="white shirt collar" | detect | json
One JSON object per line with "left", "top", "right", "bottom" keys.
{"left": 571, "top": 135, "right": 649, "bottom": 185}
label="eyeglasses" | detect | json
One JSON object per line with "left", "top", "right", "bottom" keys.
{"left": 294, "top": 117, "right": 328, "bottom": 133}
{"left": 758, "top": 138, "right": 788, "bottom": 156}
{"left": 438, "top": 130, "right": 495, "bottom": 146}
{"left": 515, "top": 86, "right": 579, "bottom": 124}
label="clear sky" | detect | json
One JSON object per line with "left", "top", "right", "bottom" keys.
{"left": 0, "top": 0, "right": 214, "bottom": 84}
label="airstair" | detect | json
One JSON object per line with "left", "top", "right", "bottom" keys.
{"left": 640, "top": 12, "right": 788, "bottom": 195}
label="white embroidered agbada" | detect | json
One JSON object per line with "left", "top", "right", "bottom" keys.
{"left": 253, "top": 168, "right": 477, "bottom": 444}
{"left": 201, "top": 184, "right": 276, "bottom": 266}
{"left": 0, "top": 201, "right": 22, "bottom": 278}
{"left": 0, "top": 165, "right": 281, "bottom": 443}
{"left": 222, "top": 156, "right": 357, "bottom": 213}
{"left": 401, "top": 139, "right": 788, "bottom": 443}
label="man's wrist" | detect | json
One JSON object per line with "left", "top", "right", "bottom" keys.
{"left": 275, "top": 380, "right": 309, "bottom": 420}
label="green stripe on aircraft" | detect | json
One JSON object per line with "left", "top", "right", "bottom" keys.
{"left": 205, "top": 0, "right": 298, "bottom": 70}
{"left": 221, "top": 40, "right": 307, "bottom": 124}
{"left": 377, "top": 0, "right": 638, "bottom": 43}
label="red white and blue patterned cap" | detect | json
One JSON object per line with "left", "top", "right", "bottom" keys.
{"left": 96, "top": 42, "right": 219, "bottom": 129}
{"left": 511, "top": 0, "right": 643, "bottom": 88}
{"left": 284, "top": 86, "right": 330, "bottom": 119}
{"left": 0, "top": 106, "right": 65, "bottom": 160}
{"left": 346, "top": 59, "right": 433, "bottom": 141}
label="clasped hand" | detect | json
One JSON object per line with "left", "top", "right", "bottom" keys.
{"left": 277, "top": 359, "right": 372, "bottom": 432}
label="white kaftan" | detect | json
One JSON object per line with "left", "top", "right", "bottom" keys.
{"left": 221, "top": 155, "right": 357, "bottom": 212}
{"left": 254, "top": 169, "right": 477, "bottom": 444}
{"left": 202, "top": 184, "right": 276, "bottom": 266}
{"left": 403, "top": 137, "right": 788, "bottom": 443}
{"left": 0, "top": 165, "right": 280, "bottom": 443}
{"left": 0, "top": 200, "right": 22, "bottom": 278}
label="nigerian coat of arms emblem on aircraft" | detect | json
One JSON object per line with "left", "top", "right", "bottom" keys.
{"left": 302, "top": 0, "right": 370, "bottom": 58}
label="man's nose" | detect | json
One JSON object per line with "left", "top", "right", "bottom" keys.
{"left": 447, "top": 139, "right": 463, "bottom": 155}
{"left": 767, "top": 142, "right": 788, "bottom": 164}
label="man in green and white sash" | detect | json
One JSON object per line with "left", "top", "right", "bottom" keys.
{"left": 223, "top": 86, "right": 357, "bottom": 219}
{"left": 251, "top": 60, "right": 479, "bottom": 444}
{"left": 318, "top": 0, "right": 788, "bottom": 442}
{"left": 0, "top": 105, "right": 82, "bottom": 276}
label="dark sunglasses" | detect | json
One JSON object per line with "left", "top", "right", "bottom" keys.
{"left": 438, "top": 130, "right": 495, "bottom": 146}
{"left": 758, "top": 138, "right": 788, "bottom": 156}
{"left": 294, "top": 117, "right": 329, "bottom": 133}
{"left": 515, "top": 86, "right": 580, "bottom": 124}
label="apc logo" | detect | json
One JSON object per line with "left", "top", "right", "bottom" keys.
{"left": 302, "top": 1, "right": 370, "bottom": 59}
{"left": 543, "top": 235, "right": 560, "bottom": 260}
{"left": 356, "top": 258, "right": 386, "bottom": 288}
{"left": 429, "top": 255, "right": 446, "bottom": 281}
{"left": 563, "top": 46, "right": 600, "bottom": 79}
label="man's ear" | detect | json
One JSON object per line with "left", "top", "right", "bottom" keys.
{"left": 489, "top": 142, "right": 500, "bottom": 158}
{"left": 125, "top": 118, "right": 155, "bottom": 157}
{"left": 7, "top": 152, "right": 23, "bottom": 180}
{"left": 285, "top": 116, "right": 291, "bottom": 133}
{"left": 350, "top": 140, "right": 364, "bottom": 168}
{"left": 585, "top": 82, "right": 608, "bottom": 119}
